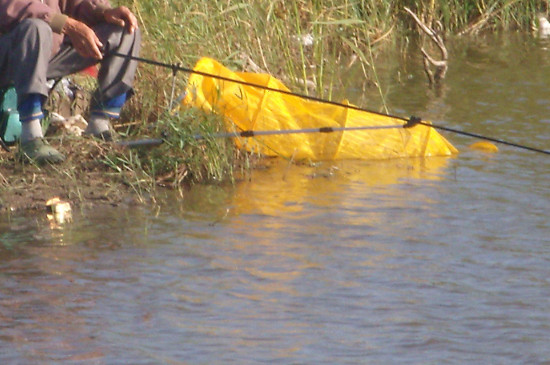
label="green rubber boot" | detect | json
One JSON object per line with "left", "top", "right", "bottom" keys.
{"left": 19, "top": 139, "right": 65, "bottom": 164}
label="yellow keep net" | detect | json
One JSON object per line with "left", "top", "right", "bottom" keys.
{"left": 182, "top": 57, "right": 458, "bottom": 161}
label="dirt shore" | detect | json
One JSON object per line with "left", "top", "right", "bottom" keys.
{"left": 0, "top": 136, "right": 142, "bottom": 213}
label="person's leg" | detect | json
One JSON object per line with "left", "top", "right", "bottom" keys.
{"left": 2, "top": 18, "right": 50, "bottom": 141}
{"left": 0, "top": 19, "right": 64, "bottom": 163}
{"left": 89, "top": 24, "right": 141, "bottom": 139}
{"left": 91, "top": 24, "right": 141, "bottom": 102}
{"left": 0, "top": 19, "right": 52, "bottom": 97}
{"left": 47, "top": 23, "right": 141, "bottom": 139}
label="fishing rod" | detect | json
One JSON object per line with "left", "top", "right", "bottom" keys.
{"left": 111, "top": 52, "right": 550, "bottom": 156}
{"left": 116, "top": 124, "right": 405, "bottom": 148}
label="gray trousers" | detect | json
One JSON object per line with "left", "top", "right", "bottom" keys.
{"left": 0, "top": 18, "right": 141, "bottom": 104}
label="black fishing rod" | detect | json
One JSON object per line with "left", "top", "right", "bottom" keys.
{"left": 115, "top": 124, "right": 406, "bottom": 148}
{"left": 111, "top": 52, "right": 550, "bottom": 156}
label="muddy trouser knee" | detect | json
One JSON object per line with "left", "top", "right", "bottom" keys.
{"left": 0, "top": 19, "right": 53, "bottom": 98}
{"left": 47, "top": 24, "right": 142, "bottom": 109}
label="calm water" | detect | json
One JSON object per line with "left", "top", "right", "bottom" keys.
{"left": 1, "top": 34, "right": 550, "bottom": 364}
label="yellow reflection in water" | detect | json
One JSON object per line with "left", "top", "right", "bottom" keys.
{"left": 203, "top": 156, "right": 455, "bottom": 315}
{"left": 232, "top": 156, "right": 453, "bottom": 216}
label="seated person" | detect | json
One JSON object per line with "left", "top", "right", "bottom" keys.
{"left": 0, "top": 0, "right": 141, "bottom": 163}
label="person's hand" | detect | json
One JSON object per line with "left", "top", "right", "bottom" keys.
{"left": 103, "top": 6, "right": 138, "bottom": 34}
{"left": 62, "top": 17, "right": 104, "bottom": 60}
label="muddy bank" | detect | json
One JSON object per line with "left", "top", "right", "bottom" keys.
{"left": 0, "top": 136, "right": 146, "bottom": 213}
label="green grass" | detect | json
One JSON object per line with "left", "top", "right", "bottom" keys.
{"left": 144, "top": 108, "right": 237, "bottom": 185}
{"left": 102, "top": 107, "right": 239, "bottom": 195}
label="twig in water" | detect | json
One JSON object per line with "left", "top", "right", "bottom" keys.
{"left": 404, "top": 7, "right": 448, "bottom": 87}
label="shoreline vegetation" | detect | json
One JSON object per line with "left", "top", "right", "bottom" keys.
{"left": 1, "top": 0, "right": 548, "bottom": 213}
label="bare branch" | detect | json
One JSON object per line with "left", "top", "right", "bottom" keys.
{"left": 404, "top": 7, "right": 436, "bottom": 38}
{"left": 404, "top": 7, "right": 448, "bottom": 87}
{"left": 420, "top": 48, "right": 447, "bottom": 68}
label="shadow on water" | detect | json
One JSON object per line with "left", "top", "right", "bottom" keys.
{"left": 1, "top": 33, "right": 550, "bottom": 363}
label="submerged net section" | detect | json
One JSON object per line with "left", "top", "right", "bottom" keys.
{"left": 182, "top": 57, "right": 458, "bottom": 161}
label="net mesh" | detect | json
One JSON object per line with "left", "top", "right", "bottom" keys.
{"left": 182, "top": 57, "right": 458, "bottom": 161}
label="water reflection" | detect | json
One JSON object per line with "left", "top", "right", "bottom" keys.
{"left": 1, "top": 33, "right": 550, "bottom": 363}
{"left": 230, "top": 156, "right": 452, "bottom": 217}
